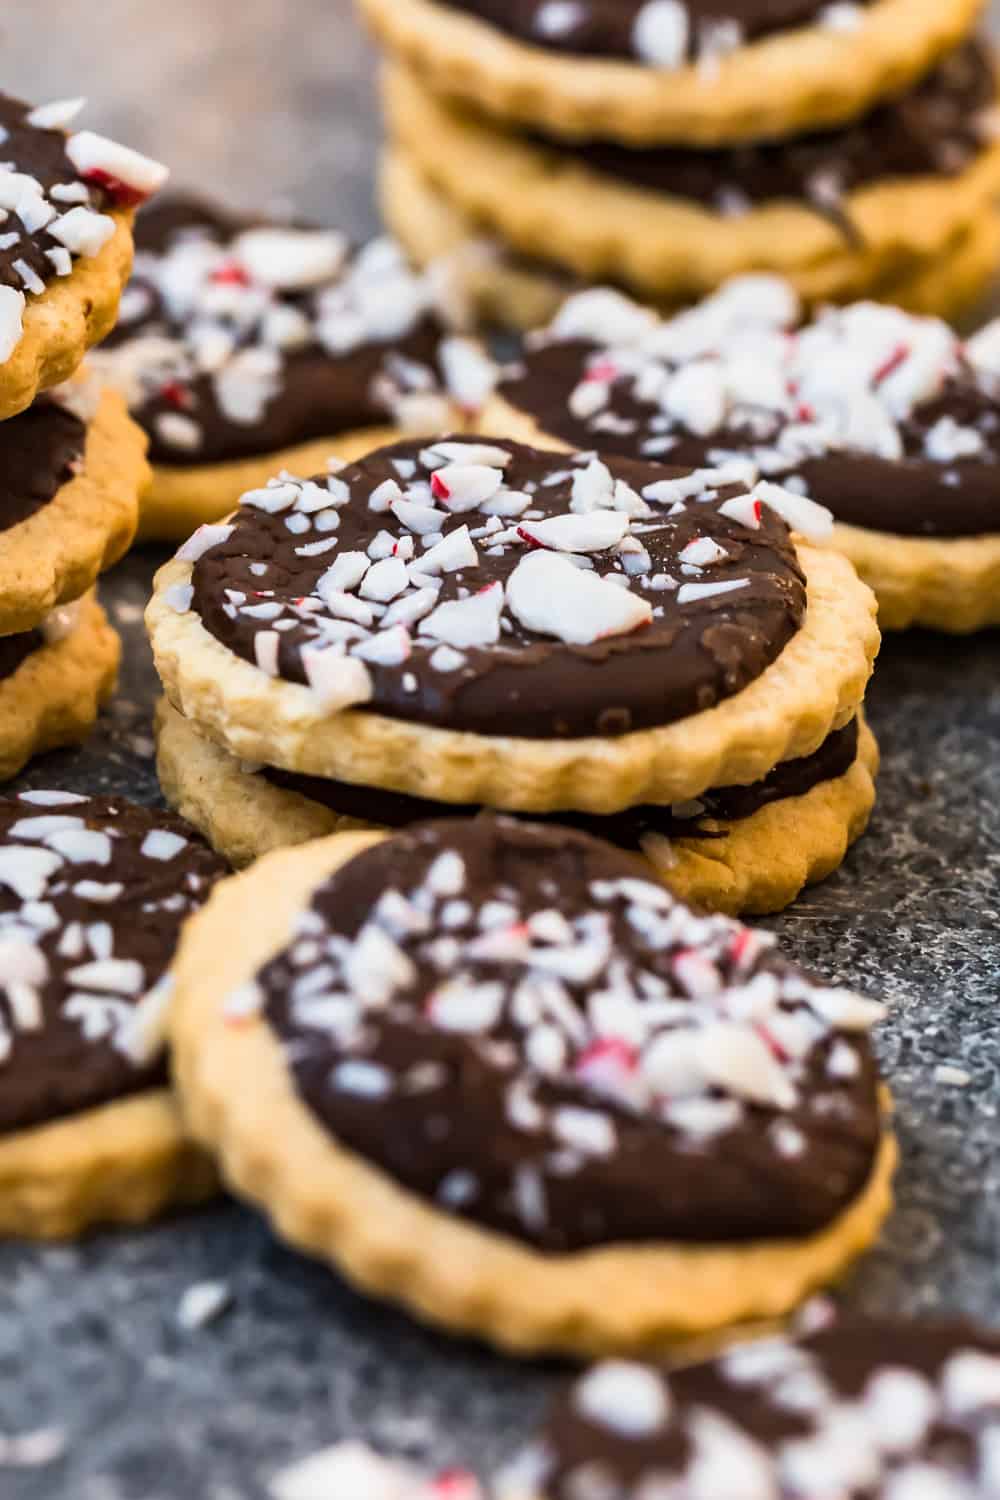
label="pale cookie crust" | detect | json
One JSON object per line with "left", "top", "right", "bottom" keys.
{"left": 170, "top": 831, "right": 897, "bottom": 1356}
{"left": 382, "top": 145, "right": 1000, "bottom": 329}
{"left": 0, "top": 1087, "right": 217, "bottom": 1240}
{"left": 357, "top": 0, "right": 984, "bottom": 146}
{"left": 139, "top": 426, "right": 403, "bottom": 543}
{"left": 147, "top": 539, "right": 879, "bottom": 815}
{"left": 0, "top": 211, "right": 134, "bottom": 423}
{"left": 0, "top": 387, "right": 148, "bottom": 635}
{"left": 0, "top": 592, "right": 119, "bottom": 782}
{"left": 382, "top": 62, "right": 1000, "bottom": 309}
{"left": 155, "top": 697, "right": 878, "bottom": 917}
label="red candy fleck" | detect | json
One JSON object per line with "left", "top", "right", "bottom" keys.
{"left": 576, "top": 1037, "right": 637, "bottom": 1076}
{"left": 755, "top": 1024, "right": 789, "bottom": 1063}
{"left": 159, "top": 380, "right": 191, "bottom": 411}
{"left": 873, "top": 343, "right": 909, "bottom": 384}
{"left": 796, "top": 403, "right": 814, "bottom": 422}
{"left": 430, "top": 471, "right": 451, "bottom": 501}
{"left": 585, "top": 359, "right": 620, "bottom": 383}
{"left": 515, "top": 525, "right": 545, "bottom": 550}
{"left": 429, "top": 1473, "right": 481, "bottom": 1500}
{"left": 210, "top": 260, "right": 251, "bottom": 286}
{"left": 82, "top": 167, "right": 148, "bottom": 208}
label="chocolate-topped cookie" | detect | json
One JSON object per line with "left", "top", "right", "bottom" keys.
{"left": 489, "top": 280, "right": 1000, "bottom": 631}
{"left": 0, "top": 94, "right": 166, "bottom": 420}
{"left": 92, "top": 194, "right": 493, "bottom": 540}
{"left": 0, "top": 792, "right": 226, "bottom": 1237}
{"left": 169, "top": 818, "right": 895, "bottom": 1354}
{"left": 500, "top": 1317, "right": 1000, "bottom": 1498}
{"left": 382, "top": 45, "right": 1000, "bottom": 315}
{"left": 147, "top": 434, "right": 879, "bottom": 815}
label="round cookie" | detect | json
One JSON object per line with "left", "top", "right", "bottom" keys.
{"left": 0, "top": 594, "right": 120, "bottom": 782}
{"left": 0, "top": 792, "right": 226, "bottom": 1237}
{"left": 357, "top": 0, "right": 984, "bottom": 146}
{"left": 0, "top": 382, "right": 149, "bottom": 636}
{"left": 171, "top": 816, "right": 895, "bottom": 1355}
{"left": 498, "top": 1316, "right": 1000, "bottom": 1498}
{"left": 381, "top": 143, "right": 1000, "bottom": 331}
{"left": 0, "top": 94, "right": 167, "bottom": 421}
{"left": 382, "top": 46, "right": 1000, "bottom": 311}
{"left": 155, "top": 698, "right": 879, "bottom": 917}
{"left": 146, "top": 436, "right": 879, "bottom": 815}
{"left": 90, "top": 195, "right": 495, "bottom": 541}
{"left": 487, "top": 282, "right": 1000, "bottom": 631}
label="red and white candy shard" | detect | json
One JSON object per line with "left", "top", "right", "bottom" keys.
{"left": 65, "top": 131, "right": 169, "bottom": 205}
{"left": 507, "top": 551, "right": 653, "bottom": 645}
{"left": 267, "top": 1442, "right": 483, "bottom": 1500}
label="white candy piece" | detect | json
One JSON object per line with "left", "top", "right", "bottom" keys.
{"left": 431, "top": 464, "right": 504, "bottom": 512}
{"left": 756, "top": 481, "right": 834, "bottom": 541}
{"left": 65, "top": 130, "right": 169, "bottom": 199}
{"left": 0, "top": 286, "right": 25, "bottom": 362}
{"left": 507, "top": 551, "right": 652, "bottom": 645}
{"left": 48, "top": 206, "right": 115, "bottom": 258}
{"left": 421, "top": 582, "right": 504, "bottom": 649}
{"left": 518, "top": 511, "right": 630, "bottom": 553}
{"left": 233, "top": 227, "right": 348, "bottom": 290}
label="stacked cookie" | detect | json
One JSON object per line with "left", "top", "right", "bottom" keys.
{"left": 0, "top": 93, "right": 167, "bottom": 782}
{"left": 360, "top": 0, "right": 1000, "bottom": 326}
{"left": 90, "top": 194, "right": 495, "bottom": 541}
{"left": 149, "top": 431, "right": 879, "bottom": 918}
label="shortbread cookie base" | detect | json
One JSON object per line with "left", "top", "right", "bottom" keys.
{"left": 155, "top": 697, "right": 878, "bottom": 916}
{"left": 358, "top": 0, "right": 984, "bottom": 146}
{"left": 0, "top": 1088, "right": 218, "bottom": 1240}
{"left": 0, "top": 387, "right": 148, "bottom": 635}
{"left": 0, "top": 211, "right": 134, "bottom": 423}
{"left": 0, "top": 592, "right": 120, "bottom": 782}
{"left": 383, "top": 62, "right": 1000, "bottom": 307}
{"left": 139, "top": 426, "right": 403, "bottom": 543}
{"left": 382, "top": 145, "right": 1000, "bottom": 328}
{"left": 148, "top": 536, "right": 879, "bottom": 814}
{"left": 833, "top": 521, "right": 1000, "bottom": 633}
{"left": 171, "top": 831, "right": 897, "bottom": 1356}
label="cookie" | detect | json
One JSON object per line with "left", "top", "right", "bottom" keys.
{"left": 381, "top": 143, "right": 1000, "bottom": 330}
{"left": 357, "top": 0, "right": 984, "bottom": 145}
{"left": 90, "top": 195, "right": 495, "bottom": 541}
{"left": 147, "top": 436, "right": 879, "bottom": 815}
{"left": 155, "top": 697, "right": 878, "bottom": 916}
{"left": 171, "top": 816, "right": 895, "bottom": 1355}
{"left": 0, "top": 383, "right": 148, "bottom": 636}
{"left": 498, "top": 1316, "right": 1000, "bottom": 1498}
{"left": 0, "top": 593, "right": 119, "bottom": 782}
{"left": 488, "top": 282, "right": 1000, "bottom": 631}
{"left": 0, "top": 792, "right": 226, "bottom": 1236}
{"left": 0, "top": 94, "right": 167, "bottom": 421}
{"left": 382, "top": 48, "right": 1000, "bottom": 311}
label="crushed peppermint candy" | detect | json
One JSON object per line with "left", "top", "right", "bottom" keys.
{"left": 269, "top": 1442, "right": 483, "bottom": 1500}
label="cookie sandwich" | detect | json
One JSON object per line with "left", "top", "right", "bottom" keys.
{"left": 486, "top": 280, "right": 1000, "bottom": 631}
{"left": 91, "top": 195, "right": 494, "bottom": 541}
{"left": 171, "top": 816, "right": 895, "bottom": 1355}
{"left": 148, "top": 434, "right": 880, "bottom": 915}
{"left": 0, "top": 792, "right": 226, "bottom": 1237}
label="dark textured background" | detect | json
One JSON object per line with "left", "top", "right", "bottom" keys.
{"left": 2, "top": 5, "right": 1000, "bottom": 1498}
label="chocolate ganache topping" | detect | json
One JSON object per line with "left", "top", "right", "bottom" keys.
{"left": 537, "top": 42, "right": 996, "bottom": 230}
{"left": 438, "top": 0, "right": 874, "bottom": 66}
{"left": 96, "top": 195, "right": 486, "bottom": 467}
{"left": 262, "top": 718, "right": 860, "bottom": 841}
{"left": 0, "top": 397, "right": 86, "bottom": 532}
{"left": 507, "top": 1318, "right": 1000, "bottom": 1500}
{"left": 253, "top": 818, "right": 884, "bottom": 1251}
{"left": 501, "top": 281, "right": 1000, "bottom": 538}
{"left": 0, "top": 793, "right": 227, "bottom": 1135}
{"left": 183, "top": 436, "right": 807, "bottom": 740}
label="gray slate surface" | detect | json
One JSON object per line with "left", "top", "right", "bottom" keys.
{"left": 2, "top": 4, "right": 1000, "bottom": 1497}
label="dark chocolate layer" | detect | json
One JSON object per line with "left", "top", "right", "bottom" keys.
{"left": 263, "top": 717, "right": 860, "bottom": 838}
{"left": 0, "top": 399, "right": 87, "bottom": 533}
{"left": 191, "top": 436, "right": 806, "bottom": 740}
{"left": 260, "top": 817, "right": 882, "bottom": 1250}
{"left": 0, "top": 630, "right": 43, "bottom": 681}
{"left": 438, "top": 0, "right": 872, "bottom": 63}
{"left": 0, "top": 794, "right": 227, "bottom": 1135}
{"left": 502, "top": 341, "right": 1000, "bottom": 538}
{"left": 536, "top": 1318, "right": 1000, "bottom": 1500}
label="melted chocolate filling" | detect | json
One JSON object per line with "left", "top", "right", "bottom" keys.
{"left": 502, "top": 343, "right": 1000, "bottom": 538}
{"left": 191, "top": 437, "right": 806, "bottom": 739}
{"left": 108, "top": 195, "right": 449, "bottom": 467}
{"left": 0, "top": 400, "right": 87, "bottom": 533}
{"left": 263, "top": 717, "right": 860, "bottom": 838}
{"left": 260, "top": 818, "right": 881, "bottom": 1250}
{"left": 0, "top": 795, "right": 227, "bottom": 1135}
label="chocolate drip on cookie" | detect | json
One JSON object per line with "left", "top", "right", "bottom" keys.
{"left": 438, "top": 0, "right": 873, "bottom": 64}
{"left": 0, "top": 399, "right": 86, "bottom": 532}
{"left": 256, "top": 818, "right": 883, "bottom": 1251}
{"left": 100, "top": 195, "right": 461, "bottom": 466}
{"left": 0, "top": 794, "right": 227, "bottom": 1134}
{"left": 262, "top": 717, "right": 860, "bottom": 839}
{"left": 522, "top": 1318, "right": 1000, "bottom": 1499}
{"left": 187, "top": 436, "right": 806, "bottom": 739}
